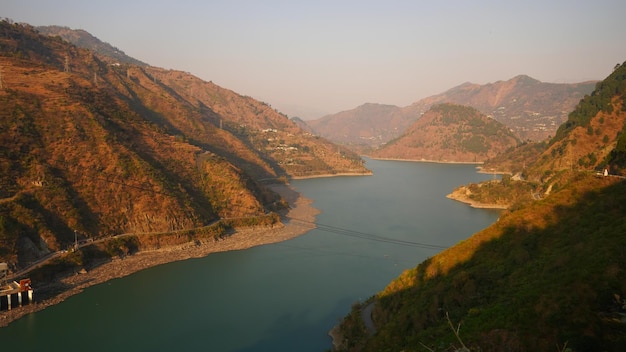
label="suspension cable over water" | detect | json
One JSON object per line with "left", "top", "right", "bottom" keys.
{"left": 285, "top": 216, "right": 448, "bottom": 251}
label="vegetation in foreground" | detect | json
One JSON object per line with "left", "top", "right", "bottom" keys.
{"left": 353, "top": 174, "right": 626, "bottom": 351}
{"left": 334, "top": 62, "right": 626, "bottom": 351}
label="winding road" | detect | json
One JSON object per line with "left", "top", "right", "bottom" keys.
{"left": 361, "top": 301, "right": 377, "bottom": 336}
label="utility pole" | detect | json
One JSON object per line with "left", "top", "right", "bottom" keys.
{"left": 0, "top": 65, "right": 4, "bottom": 90}
{"left": 74, "top": 229, "right": 78, "bottom": 251}
{"left": 64, "top": 55, "right": 70, "bottom": 73}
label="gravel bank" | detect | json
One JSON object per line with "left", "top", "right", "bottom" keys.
{"left": 0, "top": 184, "right": 319, "bottom": 328}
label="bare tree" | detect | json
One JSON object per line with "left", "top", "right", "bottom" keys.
{"left": 446, "top": 312, "right": 470, "bottom": 352}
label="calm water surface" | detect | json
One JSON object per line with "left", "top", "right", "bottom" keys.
{"left": 0, "top": 159, "right": 500, "bottom": 351}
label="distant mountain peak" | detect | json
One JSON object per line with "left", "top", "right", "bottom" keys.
{"left": 307, "top": 77, "right": 595, "bottom": 149}
{"left": 511, "top": 74, "right": 540, "bottom": 84}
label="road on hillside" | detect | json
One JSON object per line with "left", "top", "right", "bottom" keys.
{"left": 361, "top": 301, "right": 377, "bottom": 336}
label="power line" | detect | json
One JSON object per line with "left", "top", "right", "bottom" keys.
{"left": 3, "top": 151, "right": 451, "bottom": 251}
{"left": 274, "top": 241, "right": 420, "bottom": 266}
{"left": 285, "top": 216, "right": 449, "bottom": 250}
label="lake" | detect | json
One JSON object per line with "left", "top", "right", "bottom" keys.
{"left": 0, "top": 159, "right": 500, "bottom": 351}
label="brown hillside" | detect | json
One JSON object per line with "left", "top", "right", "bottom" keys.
{"left": 406, "top": 75, "right": 596, "bottom": 141}
{"left": 0, "top": 21, "right": 369, "bottom": 269}
{"left": 35, "top": 25, "right": 147, "bottom": 66}
{"left": 371, "top": 104, "right": 520, "bottom": 163}
{"left": 32, "top": 23, "right": 370, "bottom": 179}
{"left": 526, "top": 99, "right": 626, "bottom": 182}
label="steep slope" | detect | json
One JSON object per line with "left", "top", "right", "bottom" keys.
{"left": 0, "top": 22, "right": 267, "bottom": 267}
{"left": 528, "top": 64, "right": 626, "bottom": 179}
{"left": 34, "top": 24, "right": 369, "bottom": 179}
{"left": 137, "top": 67, "right": 368, "bottom": 178}
{"left": 335, "top": 62, "right": 626, "bottom": 351}
{"left": 344, "top": 175, "right": 626, "bottom": 351}
{"left": 0, "top": 21, "right": 368, "bottom": 269}
{"left": 481, "top": 63, "right": 626, "bottom": 179}
{"left": 308, "top": 76, "right": 595, "bottom": 150}
{"left": 35, "top": 25, "right": 147, "bottom": 66}
{"left": 371, "top": 104, "right": 520, "bottom": 163}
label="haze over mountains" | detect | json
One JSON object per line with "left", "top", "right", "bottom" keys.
{"left": 308, "top": 75, "right": 596, "bottom": 152}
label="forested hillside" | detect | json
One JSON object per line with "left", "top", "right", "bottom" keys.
{"left": 334, "top": 62, "right": 626, "bottom": 352}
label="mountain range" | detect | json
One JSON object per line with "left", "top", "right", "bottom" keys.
{"left": 307, "top": 75, "right": 596, "bottom": 152}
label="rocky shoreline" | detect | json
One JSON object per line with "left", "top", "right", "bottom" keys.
{"left": 446, "top": 191, "right": 509, "bottom": 209}
{"left": 0, "top": 184, "right": 319, "bottom": 328}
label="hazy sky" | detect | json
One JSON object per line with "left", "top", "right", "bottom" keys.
{"left": 4, "top": 0, "right": 626, "bottom": 119}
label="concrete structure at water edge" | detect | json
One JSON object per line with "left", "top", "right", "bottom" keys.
{"left": 0, "top": 263, "right": 34, "bottom": 311}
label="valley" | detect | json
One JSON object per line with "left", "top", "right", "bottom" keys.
{"left": 1, "top": 16, "right": 626, "bottom": 352}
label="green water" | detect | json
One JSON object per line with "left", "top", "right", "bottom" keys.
{"left": 0, "top": 159, "right": 500, "bottom": 351}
